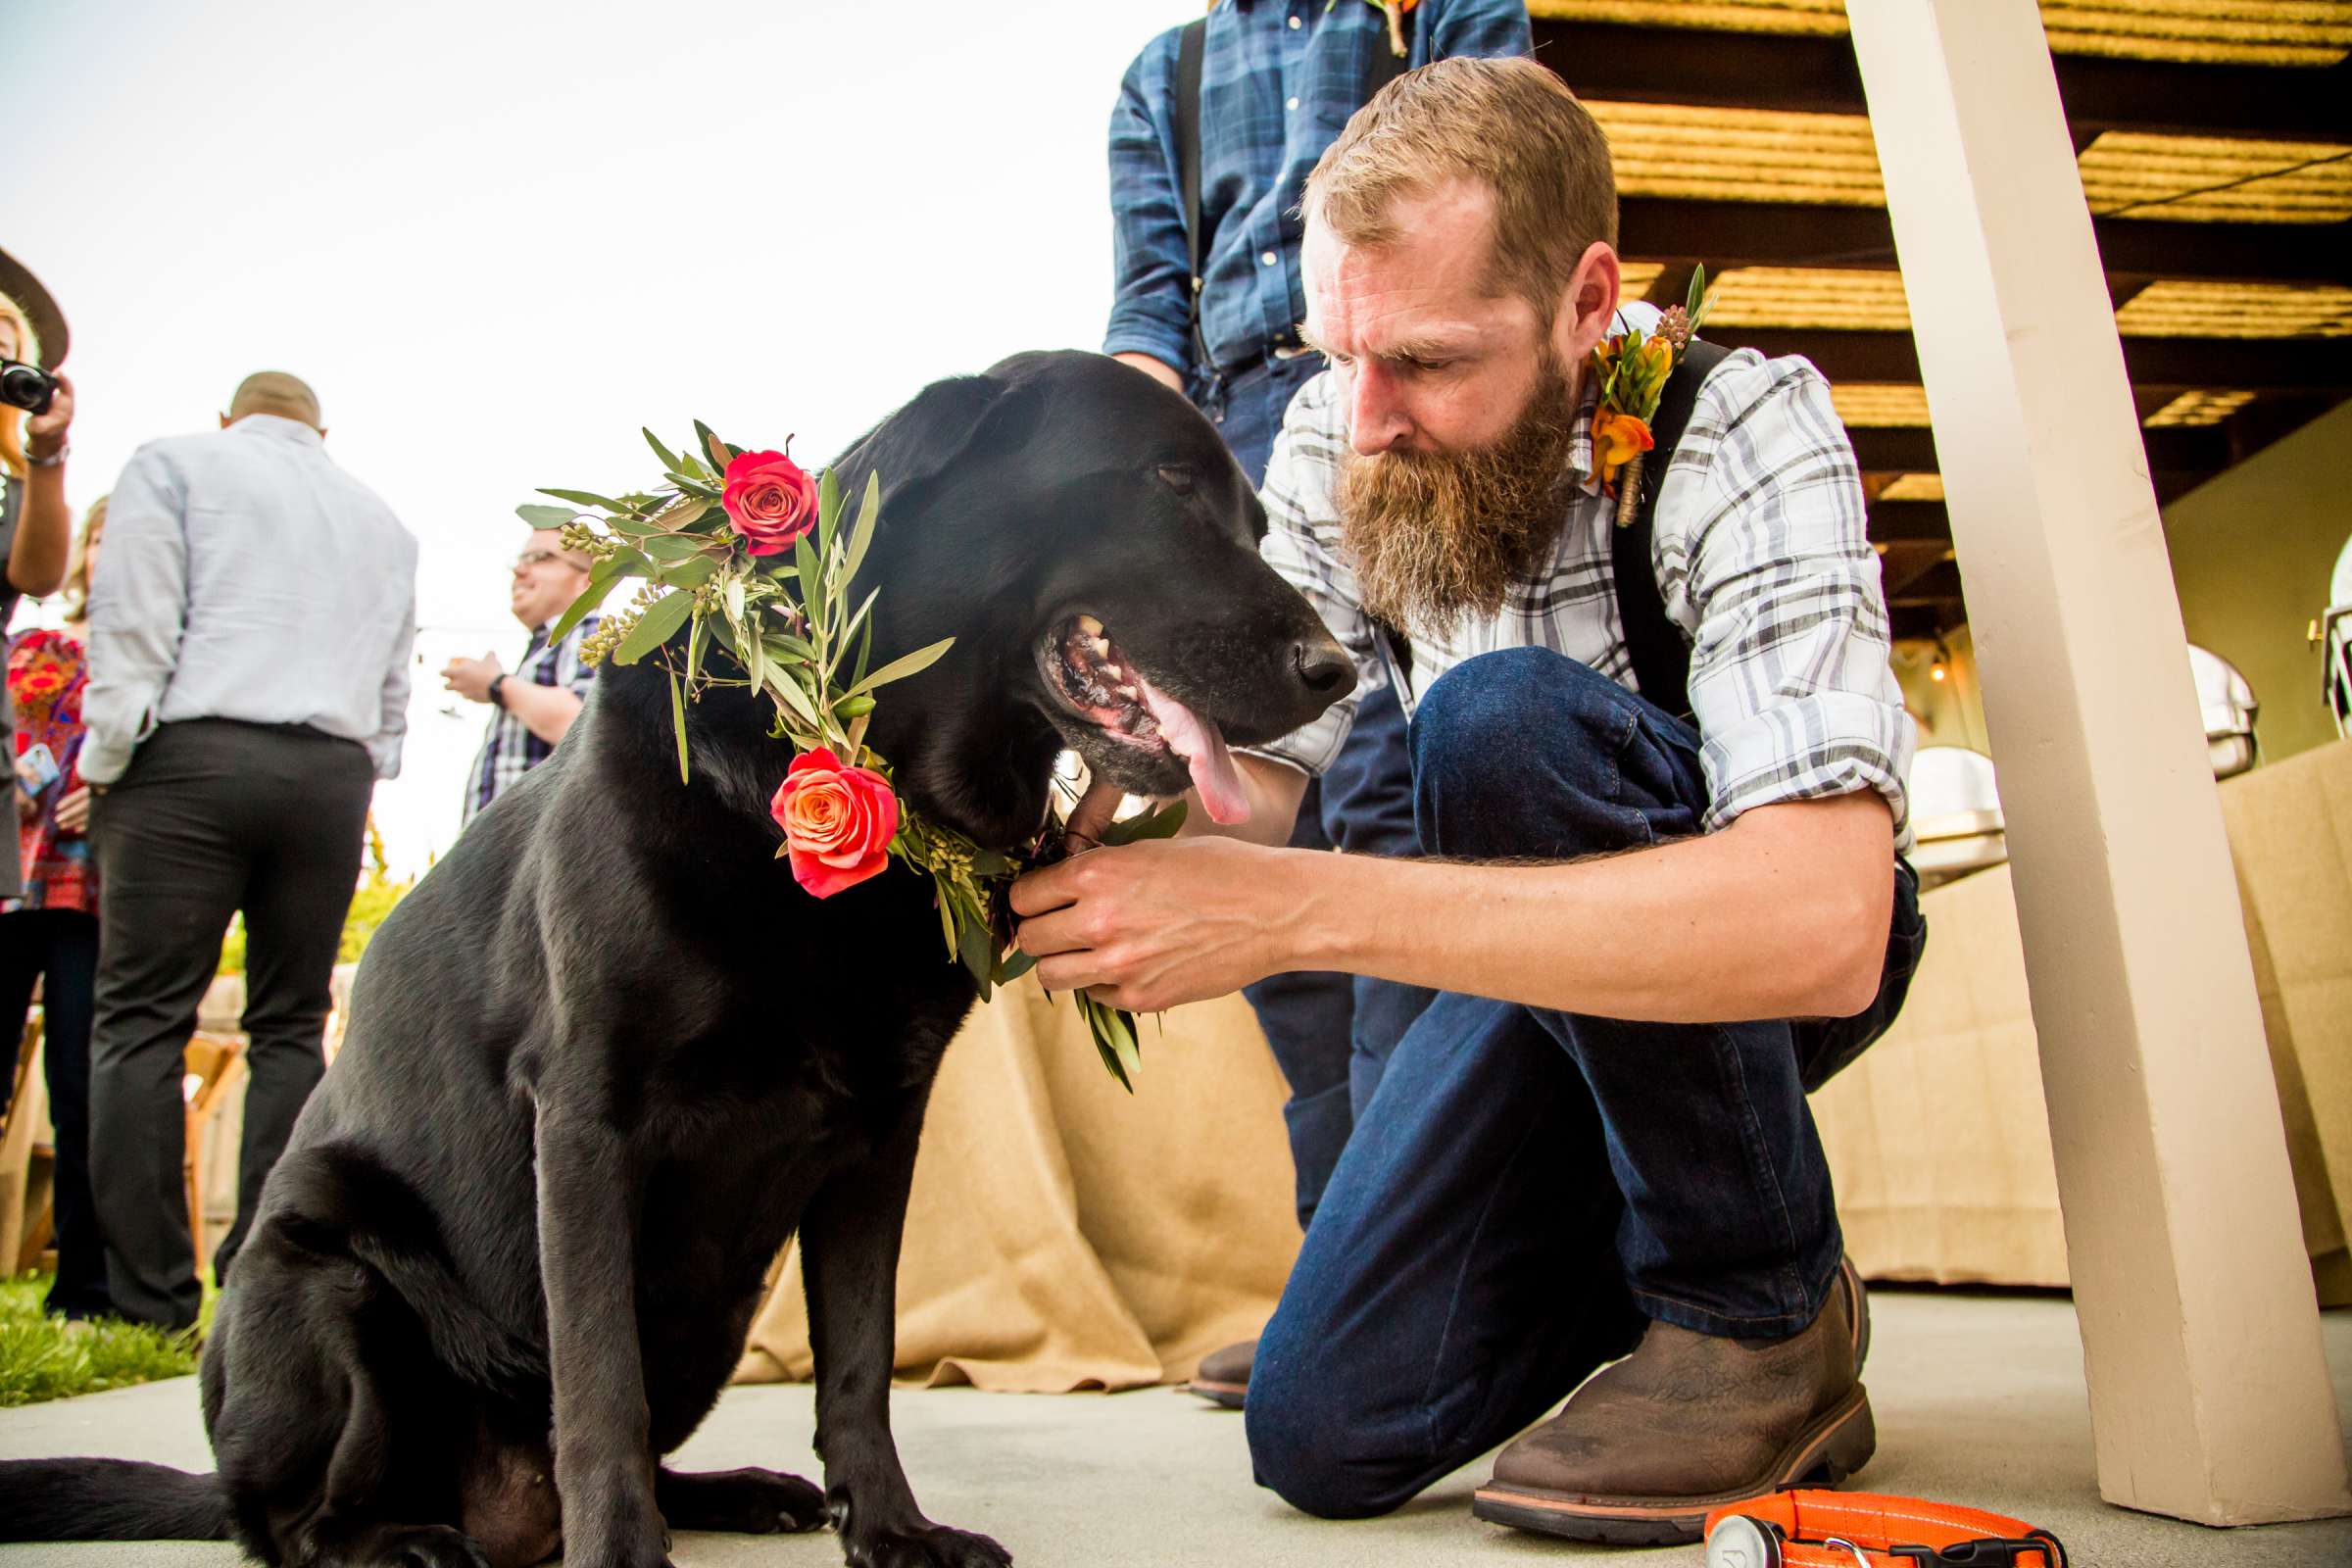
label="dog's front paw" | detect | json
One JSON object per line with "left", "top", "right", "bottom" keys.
{"left": 841, "top": 1522, "right": 1013, "bottom": 1568}
{"left": 662, "top": 1465, "right": 827, "bottom": 1534}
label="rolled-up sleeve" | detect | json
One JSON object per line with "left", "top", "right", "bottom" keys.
{"left": 1103, "top": 33, "right": 1197, "bottom": 376}
{"left": 1429, "top": 0, "right": 1535, "bottom": 59}
{"left": 1238, "top": 374, "right": 1385, "bottom": 779}
{"left": 1664, "top": 354, "right": 1915, "bottom": 843}
{"left": 368, "top": 580, "right": 416, "bottom": 781}
{"left": 80, "top": 442, "right": 190, "bottom": 786}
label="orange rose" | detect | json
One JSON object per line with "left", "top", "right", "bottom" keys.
{"left": 770, "top": 746, "right": 900, "bottom": 898}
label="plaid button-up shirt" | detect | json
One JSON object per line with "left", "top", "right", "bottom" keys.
{"left": 1250, "top": 310, "right": 1917, "bottom": 845}
{"left": 1104, "top": 0, "right": 1531, "bottom": 378}
{"left": 463, "top": 613, "right": 600, "bottom": 827}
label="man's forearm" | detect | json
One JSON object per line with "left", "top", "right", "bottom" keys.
{"left": 5, "top": 465, "right": 74, "bottom": 597}
{"left": 504, "top": 680, "right": 584, "bottom": 746}
{"left": 1275, "top": 795, "right": 1895, "bottom": 1023}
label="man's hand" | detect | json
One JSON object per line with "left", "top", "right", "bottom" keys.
{"left": 24, "top": 370, "right": 74, "bottom": 453}
{"left": 441, "top": 652, "right": 505, "bottom": 704}
{"left": 1011, "top": 835, "right": 1299, "bottom": 1014}
{"left": 54, "top": 785, "right": 90, "bottom": 833}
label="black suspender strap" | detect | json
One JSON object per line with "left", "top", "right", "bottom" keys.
{"left": 1173, "top": 9, "right": 1414, "bottom": 380}
{"left": 1612, "top": 337, "right": 1730, "bottom": 724}
{"left": 1174, "top": 19, "right": 1211, "bottom": 376}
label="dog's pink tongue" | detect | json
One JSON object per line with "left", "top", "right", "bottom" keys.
{"left": 1138, "top": 678, "right": 1251, "bottom": 825}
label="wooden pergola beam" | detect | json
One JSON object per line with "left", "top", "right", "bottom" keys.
{"left": 1533, "top": 19, "right": 2352, "bottom": 141}
{"left": 1718, "top": 327, "right": 2352, "bottom": 394}
{"left": 1620, "top": 198, "right": 2350, "bottom": 287}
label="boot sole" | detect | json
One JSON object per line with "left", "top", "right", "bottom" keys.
{"left": 1183, "top": 1378, "right": 1247, "bottom": 1409}
{"left": 1470, "top": 1384, "right": 1877, "bottom": 1544}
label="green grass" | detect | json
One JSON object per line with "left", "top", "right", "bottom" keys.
{"left": 0, "top": 1273, "right": 202, "bottom": 1406}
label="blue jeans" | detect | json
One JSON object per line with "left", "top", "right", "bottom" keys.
{"left": 1200, "top": 351, "right": 1437, "bottom": 1228}
{"left": 1246, "top": 649, "right": 1927, "bottom": 1518}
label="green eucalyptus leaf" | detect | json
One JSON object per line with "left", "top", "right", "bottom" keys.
{"left": 668, "top": 670, "right": 691, "bottom": 782}
{"left": 641, "top": 533, "right": 710, "bottom": 564}
{"left": 644, "top": 428, "right": 683, "bottom": 473}
{"left": 993, "top": 946, "right": 1037, "bottom": 984}
{"left": 665, "top": 555, "right": 719, "bottom": 589}
{"left": 935, "top": 880, "right": 959, "bottom": 958}
{"left": 548, "top": 570, "right": 618, "bottom": 644}
{"left": 745, "top": 617, "right": 766, "bottom": 695}
{"left": 686, "top": 610, "right": 709, "bottom": 684}
{"left": 666, "top": 473, "right": 720, "bottom": 499}
{"left": 842, "top": 469, "right": 882, "bottom": 587}
{"left": 613, "top": 588, "right": 695, "bottom": 664}
{"left": 843, "top": 636, "right": 954, "bottom": 699}
{"left": 818, "top": 466, "right": 843, "bottom": 553}
{"left": 1099, "top": 799, "right": 1189, "bottom": 847}
{"left": 694, "top": 419, "right": 732, "bottom": 472}
{"left": 538, "top": 487, "right": 631, "bottom": 514}
{"left": 793, "top": 534, "right": 823, "bottom": 625}
{"left": 766, "top": 662, "right": 827, "bottom": 733}
{"left": 516, "top": 503, "right": 577, "bottom": 528}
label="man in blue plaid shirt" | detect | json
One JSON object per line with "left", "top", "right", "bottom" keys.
{"left": 1105, "top": 0, "right": 1530, "bottom": 1409}
{"left": 447, "top": 527, "right": 602, "bottom": 826}
{"left": 1037, "top": 56, "right": 1927, "bottom": 1540}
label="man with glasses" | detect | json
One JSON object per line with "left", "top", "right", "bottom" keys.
{"left": 446, "top": 527, "right": 602, "bottom": 827}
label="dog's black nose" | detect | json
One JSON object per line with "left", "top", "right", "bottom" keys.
{"left": 1293, "top": 639, "right": 1356, "bottom": 699}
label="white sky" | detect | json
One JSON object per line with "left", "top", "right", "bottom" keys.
{"left": 12, "top": 0, "right": 1186, "bottom": 875}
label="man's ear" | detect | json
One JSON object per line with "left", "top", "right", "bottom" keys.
{"left": 1554, "top": 241, "right": 1624, "bottom": 364}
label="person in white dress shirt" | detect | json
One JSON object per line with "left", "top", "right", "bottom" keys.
{"left": 80, "top": 369, "right": 416, "bottom": 1329}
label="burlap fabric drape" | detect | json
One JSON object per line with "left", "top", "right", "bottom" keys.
{"left": 733, "top": 975, "right": 1303, "bottom": 1393}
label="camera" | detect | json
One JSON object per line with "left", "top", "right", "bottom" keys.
{"left": 1, "top": 357, "right": 57, "bottom": 416}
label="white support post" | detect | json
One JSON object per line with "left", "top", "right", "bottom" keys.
{"left": 1843, "top": 0, "right": 2351, "bottom": 1526}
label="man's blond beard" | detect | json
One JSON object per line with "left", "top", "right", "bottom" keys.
{"left": 1335, "top": 347, "right": 1582, "bottom": 640}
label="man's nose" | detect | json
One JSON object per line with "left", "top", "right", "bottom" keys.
{"left": 1348, "top": 363, "right": 1412, "bottom": 456}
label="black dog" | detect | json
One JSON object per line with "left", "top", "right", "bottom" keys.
{"left": 0, "top": 351, "right": 1352, "bottom": 1568}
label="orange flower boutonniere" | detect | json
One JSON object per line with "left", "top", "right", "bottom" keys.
{"left": 1591, "top": 265, "right": 1714, "bottom": 526}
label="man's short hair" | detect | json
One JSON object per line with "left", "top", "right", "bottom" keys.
{"left": 228, "top": 370, "right": 322, "bottom": 427}
{"left": 1303, "top": 56, "right": 1618, "bottom": 324}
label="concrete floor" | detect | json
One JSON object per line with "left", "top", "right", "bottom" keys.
{"left": 3, "top": 1291, "right": 2348, "bottom": 1566}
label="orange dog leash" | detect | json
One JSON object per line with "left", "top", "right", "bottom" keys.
{"left": 1702, "top": 1491, "right": 2066, "bottom": 1568}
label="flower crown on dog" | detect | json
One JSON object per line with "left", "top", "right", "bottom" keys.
{"left": 521, "top": 423, "right": 1167, "bottom": 1090}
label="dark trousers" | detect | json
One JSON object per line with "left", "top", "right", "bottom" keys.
{"left": 1199, "top": 351, "right": 1437, "bottom": 1227}
{"left": 1246, "top": 649, "right": 1927, "bottom": 1518}
{"left": 89, "top": 719, "right": 373, "bottom": 1330}
{"left": 0, "top": 907, "right": 109, "bottom": 1318}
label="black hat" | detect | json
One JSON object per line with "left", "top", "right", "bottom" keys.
{"left": 0, "top": 246, "right": 70, "bottom": 368}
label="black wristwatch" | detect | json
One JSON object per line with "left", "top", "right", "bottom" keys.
{"left": 488, "top": 673, "right": 509, "bottom": 710}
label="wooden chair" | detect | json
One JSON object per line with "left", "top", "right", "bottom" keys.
{"left": 4, "top": 1010, "right": 56, "bottom": 1275}
{"left": 182, "top": 1031, "right": 247, "bottom": 1264}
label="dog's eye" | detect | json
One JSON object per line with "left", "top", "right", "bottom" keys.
{"left": 1154, "top": 465, "right": 1196, "bottom": 495}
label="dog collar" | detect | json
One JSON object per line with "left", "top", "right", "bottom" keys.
{"left": 1703, "top": 1491, "right": 2065, "bottom": 1568}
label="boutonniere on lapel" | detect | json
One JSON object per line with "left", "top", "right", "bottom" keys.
{"left": 1326, "top": 0, "right": 1418, "bottom": 59}
{"left": 1592, "top": 265, "right": 1714, "bottom": 527}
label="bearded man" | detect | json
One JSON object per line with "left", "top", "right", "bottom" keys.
{"left": 1012, "top": 56, "right": 1926, "bottom": 1543}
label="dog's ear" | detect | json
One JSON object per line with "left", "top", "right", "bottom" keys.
{"left": 832, "top": 372, "right": 1052, "bottom": 519}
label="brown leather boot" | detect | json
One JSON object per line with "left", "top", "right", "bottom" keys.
{"left": 1471, "top": 1264, "right": 1874, "bottom": 1544}
{"left": 1185, "top": 1338, "right": 1254, "bottom": 1408}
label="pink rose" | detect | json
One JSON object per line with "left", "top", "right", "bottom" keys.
{"left": 720, "top": 448, "right": 820, "bottom": 557}
{"left": 771, "top": 747, "right": 900, "bottom": 898}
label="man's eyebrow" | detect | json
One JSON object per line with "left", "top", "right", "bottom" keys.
{"left": 1296, "top": 325, "right": 1473, "bottom": 363}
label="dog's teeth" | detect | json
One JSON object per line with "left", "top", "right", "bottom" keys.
{"left": 1089, "top": 637, "right": 1113, "bottom": 661}
{"left": 1115, "top": 683, "right": 1139, "bottom": 700}
{"left": 1076, "top": 614, "right": 1104, "bottom": 637}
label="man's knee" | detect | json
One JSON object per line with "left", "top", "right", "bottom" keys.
{"left": 1245, "top": 1349, "right": 1430, "bottom": 1520}
{"left": 1409, "top": 649, "right": 1645, "bottom": 860}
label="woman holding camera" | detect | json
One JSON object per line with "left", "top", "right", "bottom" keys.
{"left": 2, "top": 281, "right": 80, "bottom": 906}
